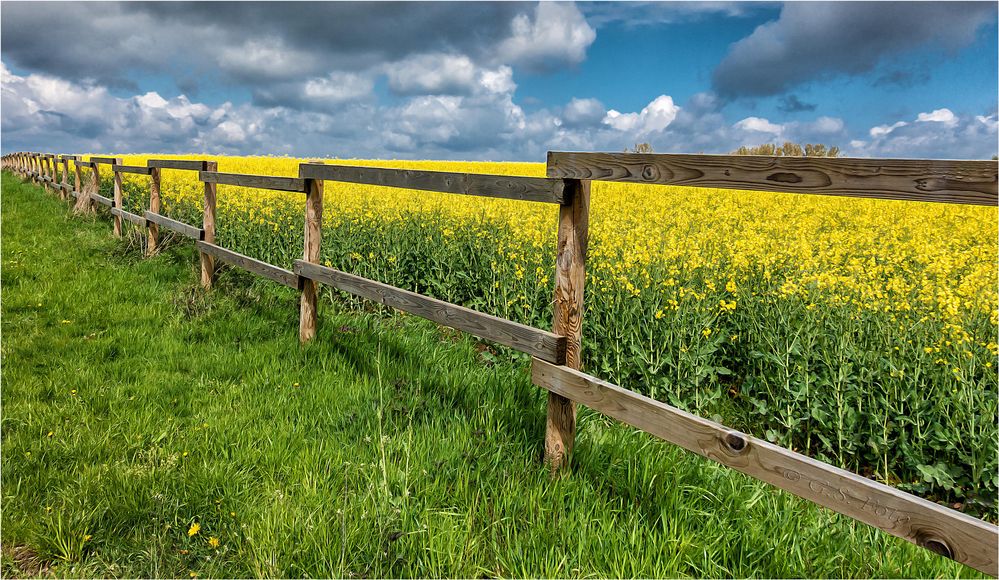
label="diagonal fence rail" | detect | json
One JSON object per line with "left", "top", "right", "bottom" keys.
{"left": 3, "top": 150, "right": 998, "bottom": 575}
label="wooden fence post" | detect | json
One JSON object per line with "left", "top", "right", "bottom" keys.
{"left": 299, "top": 176, "right": 323, "bottom": 343}
{"left": 60, "top": 157, "right": 70, "bottom": 200}
{"left": 147, "top": 166, "right": 162, "bottom": 256}
{"left": 545, "top": 178, "right": 590, "bottom": 472}
{"left": 200, "top": 160, "right": 217, "bottom": 288}
{"left": 112, "top": 158, "right": 124, "bottom": 237}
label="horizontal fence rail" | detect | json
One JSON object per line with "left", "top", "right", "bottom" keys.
{"left": 143, "top": 211, "right": 204, "bottom": 240}
{"left": 199, "top": 171, "right": 309, "bottom": 193}
{"left": 3, "top": 150, "right": 998, "bottom": 576}
{"left": 532, "top": 359, "right": 999, "bottom": 574}
{"left": 294, "top": 260, "right": 568, "bottom": 363}
{"left": 547, "top": 152, "right": 999, "bottom": 206}
{"left": 197, "top": 241, "right": 298, "bottom": 288}
{"left": 300, "top": 163, "right": 568, "bottom": 203}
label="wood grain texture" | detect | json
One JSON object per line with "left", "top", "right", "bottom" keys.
{"left": 89, "top": 156, "right": 118, "bottom": 165}
{"left": 112, "top": 164, "right": 154, "bottom": 175}
{"left": 111, "top": 207, "right": 146, "bottom": 226}
{"left": 91, "top": 193, "right": 114, "bottom": 207}
{"left": 147, "top": 167, "right": 161, "bottom": 255}
{"left": 545, "top": 179, "right": 590, "bottom": 471}
{"left": 200, "top": 161, "right": 218, "bottom": 288}
{"left": 300, "top": 163, "right": 566, "bottom": 204}
{"left": 113, "top": 163, "right": 124, "bottom": 237}
{"left": 195, "top": 242, "right": 298, "bottom": 288}
{"left": 546, "top": 152, "right": 999, "bottom": 206}
{"left": 144, "top": 211, "right": 204, "bottom": 240}
{"left": 199, "top": 171, "right": 308, "bottom": 192}
{"left": 299, "top": 178, "right": 323, "bottom": 343}
{"left": 74, "top": 160, "right": 96, "bottom": 169}
{"left": 531, "top": 359, "right": 999, "bottom": 576}
{"left": 147, "top": 159, "right": 206, "bottom": 171}
{"left": 294, "top": 260, "right": 567, "bottom": 363}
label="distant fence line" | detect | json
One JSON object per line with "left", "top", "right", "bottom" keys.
{"left": 3, "top": 150, "right": 997, "bottom": 576}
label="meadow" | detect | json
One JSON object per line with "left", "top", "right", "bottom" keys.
{"left": 92, "top": 154, "right": 999, "bottom": 520}
{"left": 1, "top": 172, "right": 988, "bottom": 578}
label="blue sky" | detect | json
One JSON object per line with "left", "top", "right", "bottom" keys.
{"left": 2, "top": 1, "right": 996, "bottom": 160}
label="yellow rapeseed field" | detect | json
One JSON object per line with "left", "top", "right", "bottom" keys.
{"left": 98, "top": 154, "right": 996, "bottom": 515}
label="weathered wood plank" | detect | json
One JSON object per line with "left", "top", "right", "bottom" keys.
{"left": 200, "top": 161, "right": 218, "bottom": 288}
{"left": 147, "top": 159, "right": 206, "bottom": 171}
{"left": 546, "top": 178, "right": 590, "bottom": 471}
{"left": 112, "top": 164, "right": 154, "bottom": 175}
{"left": 530, "top": 359, "right": 999, "bottom": 576}
{"left": 546, "top": 152, "right": 999, "bottom": 206}
{"left": 294, "top": 260, "right": 567, "bottom": 363}
{"left": 298, "top": 177, "right": 323, "bottom": 343}
{"left": 111, "top": 207, "right": 146, "bottom": 226}
{"left": 91, "top": 193, "right": 114, "bottom": 207}
{"left": 144, "top": 211, "right": 204, "bottom": 240}
{"left": 198, "top": 171, "right": 308, "bottom": 192}
{"left": 147, "top": 167, "right": 162, "bottom": 255}
{"left": 300, "top": 163, "right": 566, "bottom": 203}
{"left": 195, "top": 241, "right": 298, "bottom": 288}
{"left": 74, "top": 160, "right": 96, "bottom": 169}
{"left": 89, "top": 156, "right": 118, "bottom": 165}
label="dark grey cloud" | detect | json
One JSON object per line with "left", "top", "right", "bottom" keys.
{"left": 580, "top": 1, "right": 776, "bottom": 28}
{"left": 0, "top": 1, "right": 531, "bottom": 90}
{"left": 777, "top": 95, "right": 816, "bottom": 113}
{"left": 712, "top": 2, "right": 995, "bottom": 99}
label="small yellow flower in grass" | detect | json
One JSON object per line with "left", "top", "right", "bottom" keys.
{"left": 726, "top": 279, "right": 738, "bottom": 293}
{"left": 47, "top": 431, "right": 54, "bottom": 438}
{"left": 70, "top": 389, "right": 77, "bottom": 396}
{"left": 208, "top": 536, "right": 220, "bottom": 548}
{"left": 230, "top": 511, "right": 236, "bottom": 518}
{"left": 83, "top": 534, "right": 92, "bottom": 542}
{"left": 188, "top": 522, "right": 200, "bottom": 537}
{"left": 61, "top": 319, "right": 71, "bottom": 324}
{"left": 702, "top": 327, "right": 712, "bottom": 338}
{"left": 190, "top": 572, "right": 198, "bottom": 578}
{"left": 293, "top": 382, "right": 300, "bottom": 388}
{"left": 182, "top": 451, "right": 189, "bottom": 457}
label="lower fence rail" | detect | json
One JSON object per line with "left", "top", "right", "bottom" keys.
{"left": 294, "top": 260, "right": 567, "bottom": 364}
{"left": 196, "top": 241, "right": 298, "bottom": 288}
{"left": 531, "top": 358, "right": 999, "bottom": 576}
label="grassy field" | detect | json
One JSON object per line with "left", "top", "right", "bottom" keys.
{"left": 0, "top": 174, "right": 985, "bottom": 578}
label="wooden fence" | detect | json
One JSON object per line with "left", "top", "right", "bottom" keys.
{"left": 3, "top": 150, "right": 998, "bottom": 575}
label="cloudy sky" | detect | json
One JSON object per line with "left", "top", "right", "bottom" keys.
{"left": 2, "top": 1, "right": 996, "bottom": 160}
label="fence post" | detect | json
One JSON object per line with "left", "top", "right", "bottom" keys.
{"left": 299, "top": 175, "right": 323, "bottom": 343}
{"left": 545, "top": 178, "right": 590, "bottom": 472}
{"left": 200, "top": 160, "right": 217, "bottom": 288}
{"left": 112, "top": 158, "right": 124, "bottom": 237}
{"left": 60, "top": 157, "right": 70, "bottom": 200}
{"left": 147, "top": 166, "right": 162, "bottom": 256}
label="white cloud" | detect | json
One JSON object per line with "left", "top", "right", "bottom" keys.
{"left": 561, "top": 97, "right": 606, "bottom": 128}
{"left": 604, "top": 95, "right": 680, "bottom": 134}
{"left": 808, "top": 116, "right": 845, "bottom": 134}
{"left": 498, "top": 2, "right": 596, "bottom": 71}
{"left": 916, "top": 108, "right": 958, "bottom": 126}
{"left": 384, "top": 53, "right": 479, "bottom": 95}
{"left": 217, "top": 38, "right": 317, "bottom": 82}
{"left": 303, "top": 73, "right": 374, "bottom": 104}
{"left": 870, "top": 121, "right": 908, "bottom": 138}
{"left": 734, "top": 116, "right": 784, "bottom": 135}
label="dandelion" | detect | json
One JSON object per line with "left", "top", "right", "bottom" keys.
{"left": 47, "top": 431, "right": 53, "bottom": 438}
{"left": 702, "top": 328, "right": 712, "bottom": 338}
{"left": 188, "top": 522, "right": 201, "bottom": 537}
{"left": 208, "top": 537, "right": 220, "bottom": 548}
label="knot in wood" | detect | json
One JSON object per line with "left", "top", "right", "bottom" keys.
{"left": 640, "top": 164, "right": 660, "bottom": 181}
{"left": 918, "top": 536, "right": 953, "bottom": 559}
{"left": 766, "top": 172, "right": 804, "bottom": 184}
{"left": 722, "top": 431, "right": 748, "bottom": 454}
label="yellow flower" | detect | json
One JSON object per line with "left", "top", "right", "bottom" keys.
{"left": 188, "top": 522, "right": 200, "bottom": 537}
{"left": 726, "top": 279, "right": 738, "bottom": 293}
{"left": 208, "top": 536, "right": 220, "bottom": 548}
{"left": 702, "top": 328, "right": 712, "bottom": 338}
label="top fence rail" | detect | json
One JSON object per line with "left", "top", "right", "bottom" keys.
{"left": 547, "top": 152, "right": 999, "bottom": 206}
{"left": 300, "top": 163, "right": 568, "bottom": 204}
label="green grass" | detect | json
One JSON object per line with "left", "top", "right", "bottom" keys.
{"left": 0, "top": 173, "right": 982, "bottom": 578}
